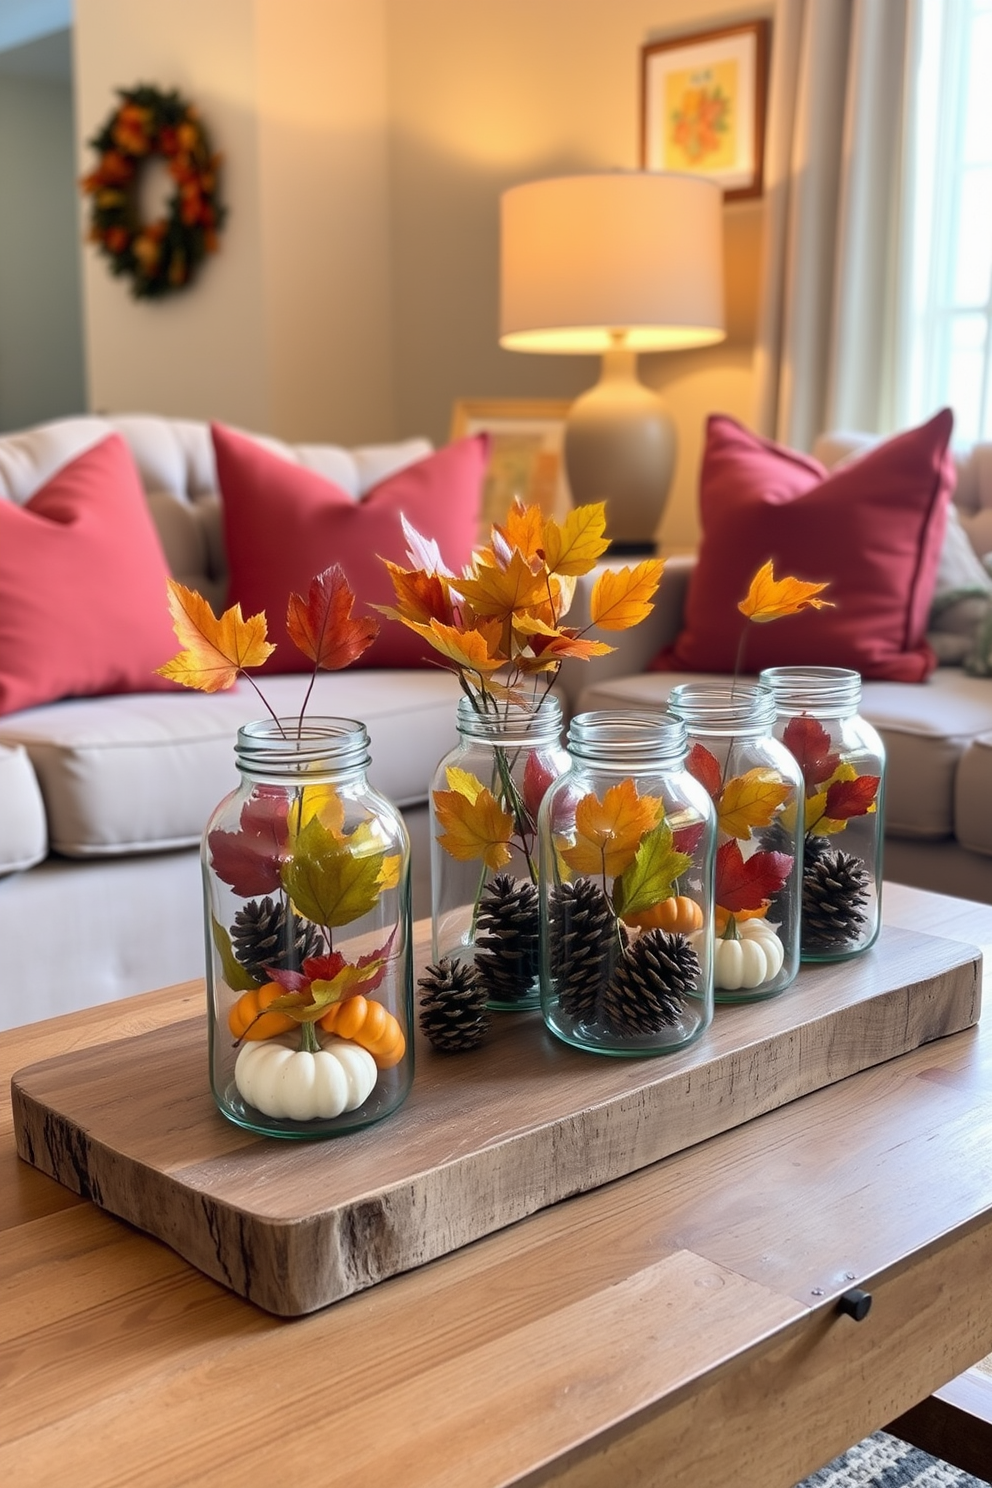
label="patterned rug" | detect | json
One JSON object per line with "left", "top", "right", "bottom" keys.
{"left": 795, "top": 1431, "right": 991, "bottom": 1487}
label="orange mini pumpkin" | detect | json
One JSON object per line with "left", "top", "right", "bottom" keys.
{"left": 622, "top": 893, "right": 704, "bottom": 935}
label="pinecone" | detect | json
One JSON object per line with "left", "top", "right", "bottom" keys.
{"left": 801, "top": 849, "right": 872, "bottom": 952}
{"left": 601, "top": 930, "right": 700, "bottom": 1036}
{"left": 548, "top": 878, "right": 621, "bottom": 1022}
{"left": 230, "top": 896, "right": 325, "bottom": 982}
{"left": 418, "top": 956, "right": 490, "bottom": 1053}
{"left": 757, "top": 818, "right": 805, "bottom": 941}
{"left": 474, "top": 874, "right": 540, "bottom": 1006}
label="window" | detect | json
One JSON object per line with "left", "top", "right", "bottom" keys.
{"left": 901, "top": 0, "right": 992, "bottom": 444}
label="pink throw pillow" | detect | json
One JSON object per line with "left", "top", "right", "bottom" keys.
{"left": 213, "top": 423, "right": 486, "bottom": 670}
{"left": 0, "top": 434, "right": 179, "bottom": 716}
{"left": 654, "top": 409, "right": 956, "bottom": 682}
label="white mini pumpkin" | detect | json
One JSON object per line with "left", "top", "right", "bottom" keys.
{"left": 235, "top": 1035, "right": 378, "bottom": 1120}
{"left": 712, "top": 918, "right": 785, "bottom": 991}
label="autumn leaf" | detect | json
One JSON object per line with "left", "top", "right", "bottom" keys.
{"left": 559, "top": 778, "right": 663, "bottom": 879}
{"left": 498, "top": 500, "right": 546, "bottom": 564}
{"left": 433, "top": 785, "right": 514, "bottom": 870}
{"left": 672, "top": 819, "right": 706, "bottom": 857}
{"left": 280, "top": 814, "right": 385, "bottom": 928}
{"left": 457, "top": 549, "right": 551, "bottom": 621}
{"left": 589, "top": 560, "right": 665, "bottom": 631}
{"left": 444, "top": 766, "right": 485, "bottom": 803}
{"left": 211, "top": 916, "right": 261, "bottom": 992}
{"left": 717, "top": 768, "right": 792, "bottom": 840}
{"left": 515, "top": 629, "right": 614, "bottom": 672}
{"left": 541, "top": 503, "right": 610, "bottom": 576}
{"left": 714, "top": 839, "right": 794, "bottom": 914}
{"left": 157, "top": 579, "right": 275, "bottom": 690}
{"left": 400, "top": 513, "right": 453, "bottom": 577}
{"left": 686, "top": 742, "right": 722, "bottom": 799}
{"left": 207, "top": 790, "right": 290, "bottom": 896}
{"left": 523, "top": 751, "right": 557, "bottom": 823}
{"left": 738, "top": 561, "right": 833, "bottom": 623}
{"left": 824, "top": 774, "right": 880, "bottom": 821}
{"left": 614, "top": 821, "right": 692, "bottom": 923}
{"left": 265, "top": 939, "right": 394, "bottom": 1022}
{"left": 398, "top": 617, "right": 506, "bottom": 674}
{"left": 379, "top": 561, "right": 454, "bottom": 627}
{"left": 286, "top": 564, "right": 377, "bottom": 670}
{"left": 782, "top": 714, "right": 841, "bottom": 791}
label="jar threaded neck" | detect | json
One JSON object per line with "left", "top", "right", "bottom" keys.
{"left": 668, "top": 681, "right": 776, "bottom": 734}
{"left": 567, "top": 710, "right": 687, "bottom": 767}
{"left": 456, "top": 694, "right": 563, "bottom": 746}
{"left": 759, "top": 666, "right": 862, "bottom": 717}
{"left": 235, "top": 716, "right": 370, "bottom": 778}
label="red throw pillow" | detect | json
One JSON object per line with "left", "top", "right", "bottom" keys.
{"left": 213, "top": 423, "right": 486, "bottom": 670}
{"left": 654, "top": 409, "right": 956, "bottom": 682}
{"left": 0, "top": 434, "right": 179, "bottom": 716}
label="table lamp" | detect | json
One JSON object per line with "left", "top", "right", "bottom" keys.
{"left": 499, "top": 172, "right": 725, "bottom": 552}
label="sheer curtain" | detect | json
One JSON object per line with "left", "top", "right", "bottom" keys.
{"left": 754, "top": 0, "right": 912, "bottom": 449}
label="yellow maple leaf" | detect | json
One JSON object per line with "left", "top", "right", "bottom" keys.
{"left": 717, "top": 768, "right": 792, "bottom": 840}
{"left": 399, "top": 617, "right": 506, "bottom": 674}
{"left": 589, "top": 560, "right": 665, "bottom": 631}
{"left": 542, "top": 503, "right": 610, "bottom": 576}
{"left": 433, "top": 786, "right": 514, "bottom": 870}
{"left": 457, "top": 549, "right": 551, "bottom": 621}
{"left": 738, "top": 560, "right": 833, "bottom": 623}
{"left": 559, "top": 778, "right": 664, "bottom": 879}
{"left": 157, "top": 579, "right": 275, "bottom": 691}
{"left": 444, "top": 766, "right": 485, "bottom": 803}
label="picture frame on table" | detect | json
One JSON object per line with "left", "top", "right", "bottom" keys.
{"left": 639, "top": 19, "right": 770, "bottom": 201}
{"left": 450, "top": 398, "right": 573, "bottom": 532}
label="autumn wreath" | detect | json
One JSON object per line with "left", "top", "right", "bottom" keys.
{"left": 81, "top": 84, "right": 226, "bottom": 300}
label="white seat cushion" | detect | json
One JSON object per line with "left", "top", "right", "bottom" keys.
{"left": 0, "top": 672, "right": 462, "bottom": 857}
{"left": 0, "top": 743, "right": 47, "bottom": 873}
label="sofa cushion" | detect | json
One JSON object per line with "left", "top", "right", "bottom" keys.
{"left": 656, "top": 409, "right": 956, "bottom": 682}
{"left": 0, "top": 743, "right": 47, "bottom": 874}
{"left": 213, "top": 423, "right": 486, "bottom": 670}
{"left": 956, "top": 731, "right": 992, "bottom": 855}
{"left": 0, "top": 434, "right": 180, "bottom": 717}
{"left": 576, "top": 667, "right": 992, "bottom": 845}
{"left": 0, "top": 672, "right": 463, "bottom": 857}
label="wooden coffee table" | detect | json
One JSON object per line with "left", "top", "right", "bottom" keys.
{"left": 2, "top": 883, "right": 991, "bottom": 1487}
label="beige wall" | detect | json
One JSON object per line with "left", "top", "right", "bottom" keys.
{"left": 386, "top": 0, "right": 771, "bottom": 549}
{"left": 74, "top": 0, "right": 394, "bottom": 443}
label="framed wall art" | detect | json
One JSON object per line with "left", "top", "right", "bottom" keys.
{"left": 450, "top": 398, "right": 573, "bottom": 531}
{"left": 640, "top": 19, "right": 770, "bottom": 201}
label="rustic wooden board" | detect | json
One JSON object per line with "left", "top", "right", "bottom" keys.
{"left": 10, "top": 922, "right": 982, "bottom": 1317}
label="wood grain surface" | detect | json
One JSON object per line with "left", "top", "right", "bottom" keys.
{"left": 1, "top": 885, "right": 991, "bottom": 1488}
{"left": 9, "top": 920, "right": 981, "bottom": 1315}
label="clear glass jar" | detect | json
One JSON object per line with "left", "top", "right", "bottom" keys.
{"left": 204, "top": 717, "right": 413, "bottom": 1138}
{"left": 667, "top": 682, "right": 804, "bottom": 1002}
{"left": 760, "top": 667, "right": 885, "bottom": 961}
{"left": 430, "top": 695, "right": 570, "bottom": 1010}
{"left": 539, "top": 711, "right": 715, "bottom": 1056}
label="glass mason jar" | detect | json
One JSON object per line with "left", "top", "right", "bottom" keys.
{"left": 539, "top": 711, "right": 715, "bottom": 1056}
{"left": 667, "top": 682, "right": 804, "bottom": 1002}
{"left": 204, "top": 717, "right": 413, "bottom": 1139}
{"left": 430, "top": 695, "right": 570, "bottom": 1010}
{"left": 759, "top": 667, "right": 886, "bottom": 961}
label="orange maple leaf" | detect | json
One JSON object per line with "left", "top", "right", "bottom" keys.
{"left": 457, "top": 549, "right": 551, "bottom": 621}
{"left": 157, "top": 579, "right": 275, "bottom": 691}
{"left": 559, "top": 778, "right": 664, "bottom": 879}
{"left": 433, "top": 785, "right": 513, "bottom": 870}
{"left": 401, "top": 617, "right": 506, "bottom": 674}
{"left": 286, "top": 565, "right": 378, "bottom": 670}
{"left": 589, "top": 560, "right": 665, "bottom": 631}
{"left": 498, "top": 500, "right": 546, "bottom": 565}
{"left": 738, "top": 561, "right": 833, "bottom": 623}
{"left": 542, "top": 504, "right": 610, "bottom": 577}
{"left": 379, "top": 561, "right": 454, "bottom": 627}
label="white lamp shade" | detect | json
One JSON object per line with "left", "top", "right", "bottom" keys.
{"left": 499, "top": 172, "right": 725, "bottom": 354}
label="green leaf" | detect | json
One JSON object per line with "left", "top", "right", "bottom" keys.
{"left": 211, "top": 916, "right": 261, "bottom": 992}
{"left": 280, "top": 814, "right": 384, "bottom": 929}
{"left": 613, "top": 822, "right": 692, "bottom": 920}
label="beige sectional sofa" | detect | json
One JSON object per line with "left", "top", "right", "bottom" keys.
{"left": 3, "top": 413, "right": 991, "bottom": 1031}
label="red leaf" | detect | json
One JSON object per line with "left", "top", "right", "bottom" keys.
{"left": 782, "top": 714, "right": 840, "bottom": 791}
{"left": 686, "top": 741, "right": 722, "bottom": 799}
{"left": 207, "top": 790, "right": 290, "bottom": 896}
{"left": 672, "top": 820, "right": 706, "bottom": 857}
{"left": 286, "top": 564, "right": 378, "bottom": 671}
{"left": 304, "top": 930, "right": 396, "bottom": 998}
{"left": 523, "top": 751, "right": 557, "bottom": 823}
{"left": 299, "top": 951, "right": 347, "bottom": 983}
{"left": 715, "top": 839, "right": 794, "bottom": 913}
{"left": 824, "top": 774, "right": 879, "bottom": 821}
{"left": 266, "top": 967, "right": 309, "bottom": 992}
